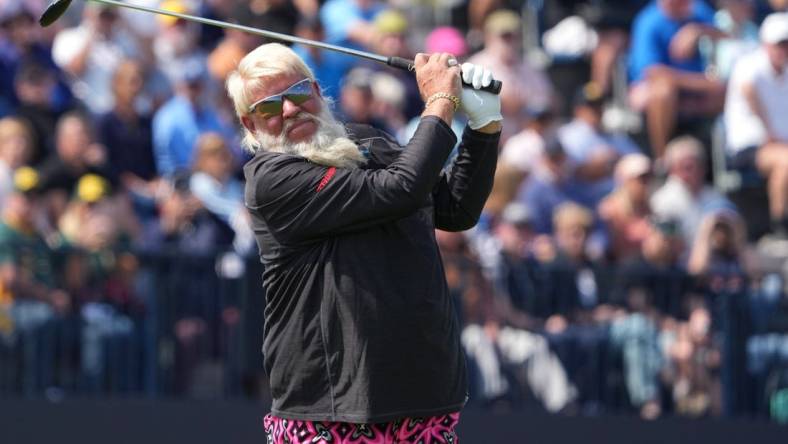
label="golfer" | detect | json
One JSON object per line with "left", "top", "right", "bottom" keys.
{"left": 227, "top": 42, "right": 502, "bottom": 443}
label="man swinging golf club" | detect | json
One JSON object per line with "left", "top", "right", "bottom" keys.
{"left": 228, "top": 42, "right": 502, "bottom": 443}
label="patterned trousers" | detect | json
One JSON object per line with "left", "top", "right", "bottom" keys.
{"left": 263, "top": 412, "right": 460, "bottom": 444}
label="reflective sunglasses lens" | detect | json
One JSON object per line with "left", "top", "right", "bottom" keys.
{"left": 286, "top": 93, "right": 312, "bottom": 105}
{"left": 254, "top": 100, "right": 282, "bottom": 116}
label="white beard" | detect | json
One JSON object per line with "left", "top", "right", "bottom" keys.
{"left": 254, "top": 106, "right": 366, "bottom": 169}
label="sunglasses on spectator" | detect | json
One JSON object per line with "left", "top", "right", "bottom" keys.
{"left": 248, "top": 78, "right": 314, "bottom": 118}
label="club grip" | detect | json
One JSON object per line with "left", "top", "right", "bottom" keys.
{"left": 387, "top": 56, "right": 503, "bottom": 95}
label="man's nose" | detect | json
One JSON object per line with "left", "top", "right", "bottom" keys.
{"left": 282, "top": 98, "right": 302, "bottom": 119}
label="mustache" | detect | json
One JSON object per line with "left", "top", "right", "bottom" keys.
{"left": 283, "top": 113, "right": 317, "bottom": 132}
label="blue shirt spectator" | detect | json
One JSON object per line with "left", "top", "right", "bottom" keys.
{"left": 629, "top": 0, "right": 716, "bottom": 82}
{"left": 558, "top": 83, "right": 640, "bottom": 206}
{"left": 518, "top": 175, "right": 576, "bottom": 235}
{"left": 152, "top": 60, "right": 228, "bottom": 178}
{"left": 318, "top": 0, "right": 384, "bottom": 82}
{"left": 515, "top": 139, "right": 590, "bottom": 234}
{"left": 0, "top": 8, "right": 73, "bottom": 114}
{"left": 320, "top": 0, "right": 384, "bottom": 48}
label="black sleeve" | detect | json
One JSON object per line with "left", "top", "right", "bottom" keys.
{"left": 432, "top": 126, "right": 500, "bottom": 232}
{"left": 245, "top": 116, "right": 457, "bottom": 244}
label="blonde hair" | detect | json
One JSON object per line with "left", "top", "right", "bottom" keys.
{"left": 226, "top": 43, "right": 316, "bottom": 152}
{"left": 0, "top": 117, "right": 34, "bottom": 149}
{"left": 192, "top": 132, "right": 229, "bottom": 172}
{"left": 553, "top": 202, "right": 593, "bottom": 231}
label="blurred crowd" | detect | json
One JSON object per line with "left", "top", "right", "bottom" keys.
{"left": 2, "top": 0, "right": 788, "bottom": 423}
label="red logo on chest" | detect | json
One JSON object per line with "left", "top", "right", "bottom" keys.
{"left": 316, "top": 167, "right": 336, "bottom": 192}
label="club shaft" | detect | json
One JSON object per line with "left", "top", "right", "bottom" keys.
{"left": 85, "top": 0, "right": 389, "bottom": 64}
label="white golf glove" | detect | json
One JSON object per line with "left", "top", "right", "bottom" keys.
{"left": 460, "top": 63, "right": 503, "bottom": 130}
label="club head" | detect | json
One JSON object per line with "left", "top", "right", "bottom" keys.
{"left": 39, "top": 0, "right": 74, "bottom": 27}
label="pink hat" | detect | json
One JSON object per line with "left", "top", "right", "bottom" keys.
{"left": 425, "top": 27, "right": 468, "bottom": 57}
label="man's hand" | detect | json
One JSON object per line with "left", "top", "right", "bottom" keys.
{"left": 414, "top": 53, "right": 462, "bottom": 101}
{"left": 415, "top": 53, "right": 462, "bottom": 123}
{"left": 460, "top": 63, "right": 503, "bottom": 132}
{"left": 670, "top": 23, "right": 728, "bottom": 61}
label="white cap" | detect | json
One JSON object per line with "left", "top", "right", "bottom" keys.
{"left": 760, "top": 13, "right": 788, "bottom": 45}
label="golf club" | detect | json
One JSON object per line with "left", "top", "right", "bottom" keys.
{"left": 39, "top": 0, "right": 502, "bottom": 94}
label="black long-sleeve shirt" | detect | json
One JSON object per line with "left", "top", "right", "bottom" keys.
{"left": 243, "top": 116, "right": 499, "bottom": 422}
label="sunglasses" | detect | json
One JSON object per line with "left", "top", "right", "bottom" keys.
{"left": 248, "top": 78, "right": 314, "bottom": 118}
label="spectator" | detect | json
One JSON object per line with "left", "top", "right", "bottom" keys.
{"left": 154, "top": 0, "right": 207, "bottom": 87}
{"left": 58, "top": 174, "right": 139, "bottom": 253}
{"left": 0, "top": 117, "right": 34, "bottom": 208}
{"left": 558, "top": 82, "right": 640, "bottom": 206}
{"left": 0, "top": 167, "right": 70, "bottom": 392}
{"left": 152, "top": 58, "right": 229, "bottom": 177}
{"left": 0, "top": 3, "right": 73, "bottom": 114}
{"left": 38, "top": 111, "right": 109, "bottom": 193}
{"left": 246, "top": 0, "right": 317, "bottom": 39}
{"left": 628, "top": 0, "right": 727, "bottom": 157}
{"left": 724, "top": 12, "right": 788, "bottom": 237}
{"left": 424, "top": 26, "right": 469, "bottom": 61}
{"left": 609, "top": 286, "right": 665, "bottom": 420}
{"left": 613, "top": 216, "right": 691, "bottom": 317}
{"left": 137, "top": 173, "right": 234, "bottom": 254}
{"left": 651, "top": 136, "right": 731, "bottom": 244}
{"left": 370, "top": 9, "right": 421, "bottom": 120}
{"left": 336, "top": 67, "right": 391, "bottom": 132}
{"left": 57, "top": 174, "right": 140, "bottom": 392}
{"left": 60, "top": 248, "right": 138, "bottom": 393}
{"left": 599, "top": 153, "right": 654, "bottom": 261}
{"left": 500, "top": 107, "right": 556, "bottom": 178}
{"left": 97, "top": 60, "right": 157, "bottom": 191}
{"left": 550, "top": 203, "right": 597, "bottom": 268}
{"left": 291, "top": 17, "right": 345, "bottom": 101}
{"left": 320, "top": 0, "right": 384, "bottom": 51}
{"left": 516, "top": 137, "right": 582, "bottom": 235}
{"left": 663, "top": 299, "right": 722, "bottom": 417}
{"left": 687, "top": 209, "right": 753, "bottom": 293}
{"left": 319, "top": 0, "right": 385, "bottom": 82}
{"left": 538, "top": 202, "right": 602, "bottom": 317}
{"left": 369, "top": 71, "right": 408, "bottom": 136}
{"left": 468, "top": 9, "right": 553, "bottom": 142}
{"left": 38, "top": 112, "right": 111, "bottom": 228}
{"left": 189, "top": 133, "right": 254, "bottom": 255}
{"left": 12, "top": 60, "right": 67, "bottom": 164}
{"left": 52, "top": 4, "right": 148, "bottom": 115}
{"left": 712, "top": 0, "right": 760, "bottom": 80}
{"left": 585, "top": 0, "right": 651, "bottom": 95}
{"left": 480, "top": 202, "right": 546, "bottom": 314}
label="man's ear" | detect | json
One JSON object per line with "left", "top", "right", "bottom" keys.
{"left": 241, "top": 116, "right": 255, "bottom": 134}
